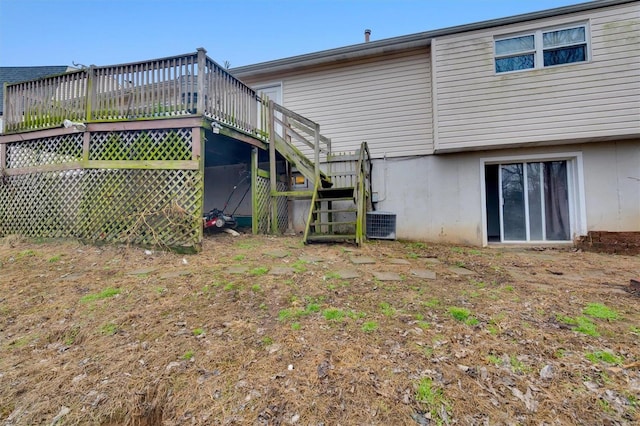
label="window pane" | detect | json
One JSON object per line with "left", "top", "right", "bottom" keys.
{"left": 496, "top": 54, "right": 535, "bottom": 72}
{"left": 527, "top": 163, "right": 543, "bottom": 241}
{"left": 543, "top": 161, "right": 570, "bottom": 241}
{"left": 543, "top": 45, "right": 586, "bottom": 66}
{"left": 495, "top": 35, "right": 535, "bottom": 55}
{"left": 543, "top": 27, "right": 585, "bottom": 48}
{"left": 502, "top": 164, "right": 526, "bottom": 241}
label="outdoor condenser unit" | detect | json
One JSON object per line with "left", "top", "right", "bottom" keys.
{"left": 366, "top": 211, "right": 397, "bottom": 240}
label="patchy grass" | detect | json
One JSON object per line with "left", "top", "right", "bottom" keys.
{"left": 583, "top": 303, "right": 620, "bottom": 321}
{"left": 361, "top": 321, "right": 378, "bottom": 333}
{"left": 99, "top": 323, "right": 118, "bottom": 336}
{"left": 322, "top": 308, "right": 345, "bottom": 321}
{"left": 415, "top": 377, "right": 450, "bottom": 422}
{"left": 80, "top": 287, "right": 121, "bottom": 303}
{"left": 249, "top": 266, "right": 269, "bottom": 276}
{"left": 585, "top": 350, "right": 624, "bottom": 366}
{"left": 1, "top": 234, "right": 638, "bottom": 425}
{"left": 380, "top": 302, "right": 396, "bottom": 317}
{"left": 448, "top": 307, "right": 470, "bottom": 322}
{"left": 557, "top": 314, "right": 600, "bottom": 337}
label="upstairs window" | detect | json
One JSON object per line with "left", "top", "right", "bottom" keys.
{"left": 495, "top": 24, "right": 588, "bottom": 73}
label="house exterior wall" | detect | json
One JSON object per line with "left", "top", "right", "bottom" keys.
{"left": 347, "top": 139, "right": 637, "bottom": 245}
{"left": 237, "top": 1, "right": 639, "bottom": 245}
{"left": 432, "top": 2, "right": 640, "bottom": 152}
{"left": 240, "top": 48, "right": 433, "bottom": 159}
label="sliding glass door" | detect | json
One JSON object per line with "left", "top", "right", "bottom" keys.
{"left": 490, "top": 160, "right": 571, "bottom": 242}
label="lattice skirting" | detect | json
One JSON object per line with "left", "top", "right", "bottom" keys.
{"left": 0, "top": 168, "right": 202, "bottom": 249}
{"left": 253, "top": 176, "right": 288, "bottom": 234}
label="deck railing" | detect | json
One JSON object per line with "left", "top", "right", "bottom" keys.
{"left": 2, "top": 49, "right": 262, "bottom": 136}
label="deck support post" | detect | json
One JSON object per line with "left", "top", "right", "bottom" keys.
{"left": 251, "top": 147, "right": 258, "bottom": 234}
{"left": 268, "top": 100, "right": 279, "bottom": 234}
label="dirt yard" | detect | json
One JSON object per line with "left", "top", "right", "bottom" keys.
{"left": 0, "top": 233, "right": 639, "bottom": 425}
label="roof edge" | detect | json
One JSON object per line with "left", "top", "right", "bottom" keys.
{"left": 231, "top": 0, "right": 635, "bottom": 77}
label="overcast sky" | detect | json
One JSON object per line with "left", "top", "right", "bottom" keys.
{"left": 0, "top": 0, "right": 588, "bottom": 68}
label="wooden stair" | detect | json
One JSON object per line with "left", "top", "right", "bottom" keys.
{"left": 305, "top": 186, "right": 357, "bottom": 243}
{"left": 262, "top": 99, "right": 371, "bottom": 244}
{"left": 303, "top": 143, "right": 372, "bottom": 245}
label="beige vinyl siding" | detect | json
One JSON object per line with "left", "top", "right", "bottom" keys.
{"left": 244, "top": 48, "right": 432, "bottom": 159}
{"left": 433, "top": 3, "right": 640, "bottom": 152}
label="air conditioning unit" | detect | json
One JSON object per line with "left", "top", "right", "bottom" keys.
{"left": 366, "top": 211, "right": 396, "bottom": 240}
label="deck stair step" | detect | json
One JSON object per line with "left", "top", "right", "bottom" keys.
{"left": 300, "top": 142, "right": 372, "bottom": 246}
{"left": 305, "top": 234, "right": 357, "bottom": 243}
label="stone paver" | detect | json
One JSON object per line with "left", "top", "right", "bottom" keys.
{"left": 126, "top": 267, "right": 159, "bottom": 276}
{"left": 332, "top": 269, "right": 360, "bottom": 279}
{"left": 160, "top": 271, "right": 192, "bottom": 280}
{"left": 60, "top": 272, "right": 86, "bottom": 281}
{"left": 424, "top": 258, "right": 441, "bottom": 264}
{"left": 449, "top": 266, "right": 475, "bottom": 276}
{"left": 372, "top": 271, "right": 402, "bottom": 281}
{"left": 269, "top": 267, "right": 295, "bottom": 275}
{"left": 299, "top": 255, "right": 324, "bottom": 263}
{"left": 226, "top": 265, "right": 249, "bottom": 274}
{"left": 350, "top": 256, "right": 376, "bottom": 265}
{"left": 264, "top": 250, "right": 290, "bottom": 258}
{"left": 388, "top": 258, "right": 411, "bottom": 265}
{"left": 410, "top": 269, "right": 436, "bottom": 279}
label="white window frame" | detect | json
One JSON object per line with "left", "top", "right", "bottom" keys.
{"left": 494, "top": 22, "right": 590, "bottom": 74}
{"left": 479, "top": 152, "right": 587, "bottom": 246}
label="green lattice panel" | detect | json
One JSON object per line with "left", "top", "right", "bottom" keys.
{"left": 76, "top": 169, "right": 202, "bottom": 248}
{"left": 0, "top": 170, "right": 84, "bottom": 238}
{"left": 6, "top": 134, "right": 83, "bottom": 168}
{"left": 0, "top": 169, "right": 202, "bottom": 249}
{"left": 255, "top": 175, "right": 270, "bottom": 234}
{"left": 89, "top": 128, "right": 192, "bottom": 161}
{"left": 277, "top": 181, "right": 288, "bottom": 233}
{"left": 252, "top": 178, "right": 288, "bottom": 234}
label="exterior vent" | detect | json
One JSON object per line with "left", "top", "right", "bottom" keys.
{"left": 366, "top": 211, "right": 396, "bottom": 240}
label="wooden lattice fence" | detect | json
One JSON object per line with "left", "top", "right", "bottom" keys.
{"left": 0, "top": 125, "right": 203, "bottom": 251}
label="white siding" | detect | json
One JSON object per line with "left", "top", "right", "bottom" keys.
{"left": 243, "top": 48, "right": 433, "bottom": 159}
{"left": 433, "top": 3, "right": 640, "bottom": 152}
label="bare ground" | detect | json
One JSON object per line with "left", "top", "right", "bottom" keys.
{"left": 0, "top": 233, "right": 639, "bottom": 425}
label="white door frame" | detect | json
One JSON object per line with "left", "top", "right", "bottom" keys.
{"left": 480, "top": 151, "right": 587, "bottom": 246}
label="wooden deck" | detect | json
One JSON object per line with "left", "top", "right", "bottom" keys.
{"left": 0, "top": 49, "right": 371, "bottom": 247}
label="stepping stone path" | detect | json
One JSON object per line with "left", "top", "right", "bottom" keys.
{"left": 424, "top": 258, "right": 441, "bottom": 264}
{"left": 449, "top": 266, "right": 475, "bottom": 276}
{"left": 269, "top": 267, "right": 295, "bottom": 275}
{"left": 264, "top": 250, "right": 290, "bottom": 258}
{"left": 226, "top": 265, "right": 249, "bottom": 274}
{"left": 332, "top": 269, "right": 360, "bottom": 279}
{"left": 299, "top": 255, "right": 323, "bottom": 263}
{"left": 372, "top": 271, "right": 402, "bottom": 281}
{"left": 350, "top": 256, "right": 376, "bottom": 265}
{"left": 388, "top": 258, "right": 411, "bottom": 265}
{"left": 410, "top": 269, "right": 436, "bottom": 279}
{"left": 160, "top": 271, "right": 192, "bottom": 280}
{"left": 126, "top": 267, "right": 158, "bottom": 276}
{"left": 60, "top": 272, "right": 86, "bottom": 281}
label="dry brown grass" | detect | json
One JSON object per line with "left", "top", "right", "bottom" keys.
{"left": 0, "top": 234, "right": 639, "bottom": 425}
